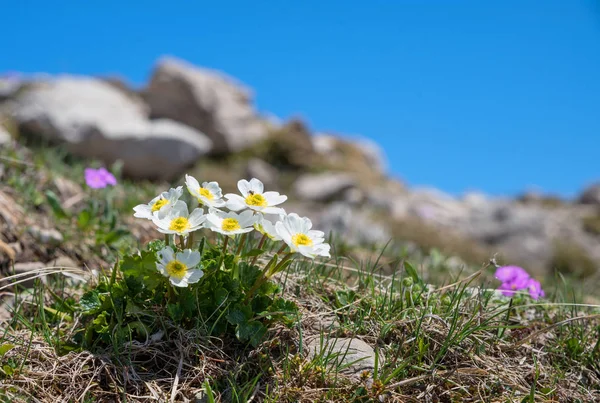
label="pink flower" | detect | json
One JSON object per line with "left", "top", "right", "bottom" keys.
{"left": 494, "top": 265, "right": 544, "bottom": 299}
{"left": 85, "top": 167, "right": 117, "bottom": 189}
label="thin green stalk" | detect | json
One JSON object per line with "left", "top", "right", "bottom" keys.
{"left": 217, "top": 236, "right": 230, "bottom": 270}
{"left": 186, "top": 232, "right": 195, "bottom": 249}
{"left": 235, "top": 233, "right": 248, "bottom": 256}
{"left": 250, "top": 234, "right": 268, "bottom": 266}
{"left": 245, "top": 248, "right": 291, "bottom": 302}
{"left": 178, "top": 235, "right": 186, "bottom": 249}
{"left": 165, "top": 234, "right": 170, "bottom": 246}
{"left": 109, "top": 257, "right": 119, "bottom": 287}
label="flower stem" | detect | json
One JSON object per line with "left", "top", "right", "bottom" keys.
{"left": 245, "top": 246, "right": 290, "bottom": 302}
{"left": 250, "top": 234, "right": 268, "bottom": 266}
{"left": 217, "top": 236, "right": 229, "bottom": 270}
{"left": 178, "top": 235, "right": 185, "bottom": 249}
{"left": 186, "top": 232, "right": 195, "bottom": 249}
{"left": 235, "top": 233, "right": 247, "bottom": 256}
{"left": 165, "top": 234, "right": 170, "bottom": 246}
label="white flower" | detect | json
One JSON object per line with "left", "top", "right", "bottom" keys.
{"left": 152, "top": 201, "right": 206, "bottom": 236}
{"left": 133, "top": 186, "right": 183, "bottom": 220}
{"left": 254, "top": 212, "right": 285, "bottom": 241}
{"left": 275, "top": 213, "right": 331, "bottom": 259}
{"left": 185, "top": 174, "right": 226, "bottom": 208}
{"left": 225, "top": 178, "right": 287, "bottom": 215}
{"left": 156, "top": 247, "right": 204, "bottom": 287}
{"left": 205, "top": 208, "right": 257, "bottom": 237}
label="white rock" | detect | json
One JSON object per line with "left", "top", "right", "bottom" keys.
{"left": 245, "top": 158, "right": 278, "bottom": 187}
{"left": 11, "top": 76, "right": 212, "bottom": 180}
{"left": 0, "top": 125, "right": 10, "bottom": 146}
{"left": 294, "top": 172, "right": 357, "bottom": 202}
{"left": 304, "top": 337, "right": 379, "bottom": 378}
{"left": 144, "top": 57, "right": 267, "bottom": 153}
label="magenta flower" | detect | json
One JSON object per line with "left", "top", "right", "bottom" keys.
{"left": 85, "top": 167, "right": 117, "bottom": 189}
{"left": 494, "top": 265, "right": 544, "bottom": 300}
{"left": 526, "top": 278, "right": 545, "bottom": 300}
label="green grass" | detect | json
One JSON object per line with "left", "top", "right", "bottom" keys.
{"left": 1, "top": 141, "right": 599, "bottom": 402}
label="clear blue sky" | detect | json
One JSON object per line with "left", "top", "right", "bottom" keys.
{"left": 2, "top": 1, "right": 599, "bottom": 198}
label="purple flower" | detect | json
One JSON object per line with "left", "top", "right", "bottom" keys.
{"left": 526, "top": 278, "right": 545, "bottom": 300}
{"left": 85, "top": 167, "right": 117, "bottom": 189}
{"left": 495, "top": 265, "right": 541, "bottom": 298}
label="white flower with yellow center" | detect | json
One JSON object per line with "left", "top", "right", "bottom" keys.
{"left": 275, "top": 213, "right": 331, "bottom": 259}
{"left": 205, "top": 208, "right": 257, "bottom": 237}
{"left": 225, "top": 178, "right": 287, "bottom": 215}
{"left": 133, "top": 186, "right": 183, "bottom": 220}
{"left": 156, "top": 247, "right": 204, "bottom": 287}
{"left": 254, "top": 212, "right": 285, "bottom": 241}
{"left": 185, "top": 175, "right": 226, "bottom": 208}
{"left": 152, "top": 201, "right": 206, "bottom": 236}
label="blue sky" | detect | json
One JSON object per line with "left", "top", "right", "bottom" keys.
{"left": 2, "top": 1, "right": 599, "bottom": 197}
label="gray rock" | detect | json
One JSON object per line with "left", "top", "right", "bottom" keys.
{"left": 144, "top": 57, "right": 267, "bottom": 153}
{"left": 316, "top": 202, "right": 391, "bottom": 246}
{"left": 245, "top": 158, "right": 278, "bottom": 187}
{"left": 11, "top": 76, "right": 212, "bottom": 180}
{"left": 578, "top": 183, "right": 600, "bottom": 205}
{"left": 304, "top": 337, "right": 379, "bottom": 377}
{"left": 351, "top": 136, "right": 387, "bottom": 174}
{"left": 0, "top": 125, "right": 11, "bottom": 146}
{"left": 28, "top": 225, "right": 63, "bottom": 247}
{"left": 294, "top": 172, "right": 357, "bottom": 202}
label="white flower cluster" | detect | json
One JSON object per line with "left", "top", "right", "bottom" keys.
{"left": 133, "top": 176, "right": 331, "bottom": 287}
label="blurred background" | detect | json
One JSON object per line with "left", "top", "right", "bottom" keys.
{"left": 1, "top": 0, "right": 599, "bottom": 286}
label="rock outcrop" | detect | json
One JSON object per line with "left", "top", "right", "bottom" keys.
{"left": 144, "top": 57, "right": 267, "bottom": 154}
{"left": 10, "top": 76, "right": 212, "bottom": 180}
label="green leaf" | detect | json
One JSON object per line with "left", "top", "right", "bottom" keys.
{"left": 242, "top": 249, "right": 265, "bottom": 258}
{"left": 80, "top": 290, "right": 102, "bottom": 314}
{"left": 227, "top": 305, "right": 252, "bottom": 326}
{"left": 45, "top": 190, "right": 68, "bottom": 219}
{"left": 102, "top": 228, "right": 130, "bottom": 245}
{"left": 77, "top": 209, "right": 92, "bottom": 229}
{"left": 0, "top": 343, "right": 15, "bottom": 357}
{"left": 236, "top": 320, "right": 267, "bottom": 347}
{"left": 404, "top": 261, "right": 422, "bottom": 285}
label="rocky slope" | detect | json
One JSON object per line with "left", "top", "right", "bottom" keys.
{"left": 1, "top": 57, "right": 599, "bottom": 279}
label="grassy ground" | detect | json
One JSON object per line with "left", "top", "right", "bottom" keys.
{"left": 0, "top": 142, "right": 599, "bottom": 402}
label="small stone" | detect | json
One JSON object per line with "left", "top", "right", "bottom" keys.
{"left": 0, "top": 126, "right": 11, "bottom": 146}
{"left": 28, "top": 226, "right": 63, "bottom": 247}
{"left": 304, "top": 337, "right": 379, "bottom": 378}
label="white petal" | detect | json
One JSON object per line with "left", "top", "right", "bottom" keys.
{"left": 237, "top": 180, "right": 252, "bottom": 197}
{"left": 158, "top": 247, "right": 175, "bottom": 266}
{"left": 203, "top": 181, "right": 223, "bottom": 198}
{"left": 206, "top": 213, "right": 223, "bottom": 228}
{"left": 177, "top": 249, "right": 201, "bottom": 268}
{"left": 133, "top": 204, "right": 153, "bottom": 219}
{"left": 248, "top": 178, "right": 264, "bottom": 194}
{"left": 156, "top": 263, "right": 168, "bottom": 277}
{"left": 185, "top": 174, "right": 201, "bottom": 196}
{"left": 188, "top": 208, "right": 206, "bottom": 227}
{"left": 170, "top": 277, "right": 190, "bottom": 288}
{"left": 298, "top": 245, "right": 317, "bottom": 258}
{"left": 301, "top": 216, "right": 313, "bottom": 232}
{"left": 308, "top": 230, "right": 325, "bottom": 240}
{"left": 238, "top": 210, "right": 257, "bottom": 227}
{"left": 185, "top": 269, "right": 204, "bottom": 284}
{"left": 225, "top": 195, "right": 247, "bottom": 211}
{"left": 169, "top": 200, "right": 189, "bottom": 218}
{"left": 263, "top": 192, "right": 287, "bottom": 206}
{"left": 261, "top": 206, "right": 286, "bottom": 215}
{"left": 210, "top": 199, "right": 227, "bottom": 208}
{"left": 275, "top": 222, "right": 294, "bottom": 248}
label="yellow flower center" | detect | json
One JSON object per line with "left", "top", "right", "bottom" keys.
{"left": 245, "top": 193, "right": 267, "bottom": 207}
{"left": 199, "top": 187, "right": 214, "bottom": 201}
{"left": 166, "top": 259, "right": 187, "bottom": 280}
{"left": 169, "top": 217, "right": 190, "bottom": 233}
{"left": 222, "top": 218, "right": 241, "bottom": 232}
{"left": 292, "top": 233, "right": 313, "bottom": 247}
{"left": 151, "top": 198, "right": 169, "bottom": 212}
